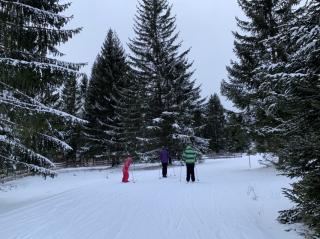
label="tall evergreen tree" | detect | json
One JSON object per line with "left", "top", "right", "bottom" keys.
{"left": 0, "top": 0, "right": 83, "bottom": 176}
{"left": 204, "top": 94, "right": 226, "bottom": 153}
{"left": 113, "top": 72, "right": 143, "bottom": 159}
{"left": 82, "top": 30, "right": 128, "bottom": 162}
{"left": 258, "top": 1, "right": 320, "bottom": 234}
{"left": 129, "top": 0, "right": 207, "bottom": 159}
{"left": 221, "top": 0, "right": 299, "bottom": 152}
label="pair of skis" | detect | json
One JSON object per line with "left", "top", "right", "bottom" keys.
{"left": 158, "top": 163, "right": 176, "bottom": 179}
{"left": 179, "top": 161, "right": 200, "bottom": 183}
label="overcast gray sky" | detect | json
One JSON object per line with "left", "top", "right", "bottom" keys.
{"left": 60, "top": 0, "right": 244, "bottom": 110}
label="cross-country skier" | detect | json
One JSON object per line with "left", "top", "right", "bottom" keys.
{"left": 159, "top": 147, "right": 170, "bottom": 178}
{"left": 122, "top": 156, "right": 132, "bottom": 183}
{"left": 182, "top": 145, "right": 197, "bottom": 182}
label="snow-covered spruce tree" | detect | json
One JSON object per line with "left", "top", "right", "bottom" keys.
{"left": 203, "top": 94, "right": 226, "bottom": 153}
{"left": 258, "top": 1, "right": 320, "bottom": 234}
{"left": 59, "top": 75, "right": 79, "bottom": 165}
{"left": 71, "top": 74, "right": 89, "bottom": 164}
{"left": 221, "top": 0, "right": 299, "bottom": 152}
{"left": 192, "top": 104, "right": 207, "bottom": 147}
{"left": 129, "top": 0, "right": 207, "bottom": 159}
{"left": 113, "top": 71, "right": 144, "bottom": 160}
{"left": 82, "top": 30, "right": 128, "bottom": 163}
{"left": 57, "top": 74, "right": 89, "bottom": 166}
{"left": 0, "top": 0, "right": 83, "bottom": 176}
{"left": 75, "top": 74, "right": 89, "bottom": 118}
{"left": 61, "top": 76, "right": 77, "bottom": 116}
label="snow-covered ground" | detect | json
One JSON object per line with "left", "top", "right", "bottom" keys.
{"left": 0, "top": 155, "right": 303, "bottom": 239}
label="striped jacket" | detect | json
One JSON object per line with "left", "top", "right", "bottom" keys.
{"left": 182, "top": 146, "right": 197, "bottom": 164}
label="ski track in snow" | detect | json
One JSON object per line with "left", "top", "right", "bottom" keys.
{"left": 0, "top": 155, "right": 303, "bottom": 239}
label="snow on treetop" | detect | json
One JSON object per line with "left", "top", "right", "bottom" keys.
{"left": 152, "top": 118, "right": 164, "bottom": 123}
{"left": 172, "top": 123, "right": 181, "bottom": 129}
{"left": 162, "top": 111, "right": 179, "bottom": 116}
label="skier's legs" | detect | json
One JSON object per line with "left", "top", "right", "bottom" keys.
{"left": 191, "top": 163, "right": 195, "bottom": 182}
{"left": 122, "top": 171, "right": 129, "bottom": 182}
{"left": 162, "top": 163, "right": 168, "bottom": 177}
{"left": 186, "top": 164, "right": 191, "bottom": 182}
{"left": 162, "top": 163, "right": 164, "bottom": 177}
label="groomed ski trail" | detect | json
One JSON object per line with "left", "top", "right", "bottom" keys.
{"left": 0, "top": 155, "right": 303, "bottom": 239}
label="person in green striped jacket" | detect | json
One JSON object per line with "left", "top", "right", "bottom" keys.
{"left": 182, "top": 145, "right": 197, "bottom": 182}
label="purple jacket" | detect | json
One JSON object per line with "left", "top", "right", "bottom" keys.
{"left": 160, "top": 149, "right": 170, "bottom": 163}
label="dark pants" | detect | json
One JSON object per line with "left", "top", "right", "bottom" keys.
{"left": 162, "top": 163, "right": 168, "bottom": 177}
{"left": 186, "top": 163, "right": 195, "bottom": 182}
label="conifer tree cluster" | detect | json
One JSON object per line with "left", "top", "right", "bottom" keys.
{"left": 83, "top": 0, "right": 209, "bottom": 162}
{"left": 222, "top": 0, "right": 320, "bottom": 235}
{"left": 0, "top": 0, "right": 83, "bottom": 176}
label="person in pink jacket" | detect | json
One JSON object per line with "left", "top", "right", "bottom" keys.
{"left": 122, "top": 156, "right": 132, "bottom": 183}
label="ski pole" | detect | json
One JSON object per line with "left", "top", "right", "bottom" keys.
{"left": 195, "top": 163, "right": 199, "bottom": 182}
{"left": 172, "top": 163, "right": 176, "bottom": 176}
{"left": 132, "top": 161, "right": 136, "bottom": 183}
{"left": 179, "top": 159, "right": 182, "bottom": 182}
{"left": 158, "top": 163, "right": 161, "bottom": 179}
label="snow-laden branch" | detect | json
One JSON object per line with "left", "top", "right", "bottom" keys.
{"left": 0, "top": 134, "right": 55, "bottom": 168}
{"left": 0, "top": 0, "right": 71, "bottom": 23}
{"left": 0, "top": 81, "right": 86, "bottom": 124}
{"left": 0, "top": 57, "right": 85, "bottom": 75}
{"left": 39, "top": 134, "right": 73, "bottom": 151}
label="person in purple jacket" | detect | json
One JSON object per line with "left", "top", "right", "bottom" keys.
{"left": 159, "top": 147, "right": 170, "bottom": 178}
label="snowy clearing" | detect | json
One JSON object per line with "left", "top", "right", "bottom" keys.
{"left": 0, "top": 155, "right": 303, "bottom": 239}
